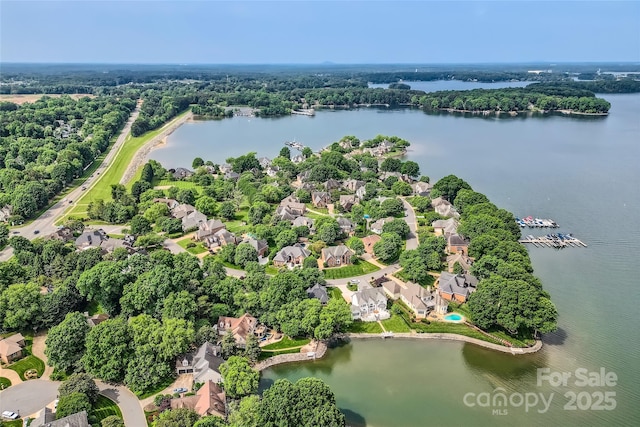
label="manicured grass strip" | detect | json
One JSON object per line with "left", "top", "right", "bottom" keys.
{"left": 154, "top": 180, "right": 203, "bottom": 190}
{"left": 92, "top": 394, "right": 123, "bottom": 424}
{"left": 380, "top": 314, "right": 412, "bottom": 333}
{"left": 176, "top": 238, "right": 208, "bottom": 254}
{"left": 8, "top": 355, "right": 45, "bottom": 380}
{"left": 258, "top": 347, "right": 302, "bottom": 361}
{"left": 2, "top": 420, "right": 22, "bottom": 427}
{"left": 136, "top": 375, "right": 175, "bottom": 399}
{"left": 347, "top": 321, "right": 383, "bottom": 334}
{"left": 323, "top": 260, "right": 380, "bottom": 279}
{"left": 0, "top": 376, "right": 11, "bottom": 389}
{"left": 328, "top": 287, "right": 343, "bottom": 300}
{"left": 66, "top": 110, "right": 190, "bottom": 218}
{"left": 262, "top": 337, "right": 310, "bottom": 351}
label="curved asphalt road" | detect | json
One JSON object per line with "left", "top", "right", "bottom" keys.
{"left": 97, "top": 381, "right": 147, "bottom": 427}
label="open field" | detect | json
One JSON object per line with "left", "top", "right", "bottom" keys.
{"left": 0, "top": 93, "right": 94, "bottom": 104}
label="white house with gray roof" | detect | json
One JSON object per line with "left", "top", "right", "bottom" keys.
{"left": 351, "top": 284, "right": 389, "bottom": 321}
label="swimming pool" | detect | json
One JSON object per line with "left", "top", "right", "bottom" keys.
{"left": 444, "top": 313, "right": 463, "bottom": 322}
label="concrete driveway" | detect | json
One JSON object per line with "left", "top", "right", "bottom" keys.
{"left": 0, "top": 380, "right": 60, "bottom": 418}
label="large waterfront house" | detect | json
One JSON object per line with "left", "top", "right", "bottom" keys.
{"left": 272, "top": 244, "right": 310, "bottom": 268}
{"left": 438, "top": 272, "right": 478, "bottom": 303}
{"left": 176, "top": 341, "right": 224, "bottom": 383}
{"left": 171, "top": 380, "right": 226, "bottom": 419}
{"left": 351, "top": 285, "right": 389, "bottom": 321}
{"left": 172, "top": 167, "right": 194, "bottom": 180}
{"left": 217, "top": 314, "right": 264, "bottom": 346}
{"left": 411, "top": 181, "right": 433, "bottom": 197}
{"left": 446, "top": 252, "right": 474, "bottom": 273}
{"left": 431, "top": 197, "right": 460, "bottom": 218}
{"left": 432, "top": 218, "right": 459, "bottom": 237}
{"left": 0, "top": 333, "right": 25, "bottom": 364}
{"left": 403, "top": 282, "right": 448, "bottom": 319}
{"left": 447, "top": 233, "right": 470, "bottom": 255}
{"left": 321, "top": 244, "right": 353, "bottom": 267}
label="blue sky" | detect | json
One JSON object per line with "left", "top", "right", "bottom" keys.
{"left": 1, "top": 0, "right": 638, "bottom": 63}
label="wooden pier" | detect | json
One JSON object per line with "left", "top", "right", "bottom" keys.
{"left": 518, "top": 234, "right": 587, "bottom": 248}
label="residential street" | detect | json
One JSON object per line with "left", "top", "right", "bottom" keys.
{"left": 401, "top": 197, "right": 419, "bottom": 250}
{"left": 0, "top": 380, "right": 59, "bottom": 419}
{"left": 97, "top": 381, "right": 147, "bottom": 427}
{"left": 0, "top": 104, "right": 141, "bottom": 262}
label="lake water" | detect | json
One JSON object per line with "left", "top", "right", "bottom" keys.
{"left": 150, "top": 91, "right": 640, "bottom": 427}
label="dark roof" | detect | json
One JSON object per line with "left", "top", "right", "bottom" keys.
{"left": 306, "top": 283, "right": 329, "bottom": 304}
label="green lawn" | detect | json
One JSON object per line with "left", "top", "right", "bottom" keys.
{"left": 346, "top": 321, "right": 383, "bottom": 334}
{"left": 380, "top": 314, "right": 412, "bottom": 333}
{"left": 154, "top": 180, "right": 203, "bottom": 190}
{"left": 323, "top": 259, "right": 380, "bottom": 279}
{"left": 258, "top": 347, "right": 302, "bottom": 361}
{"left": 1, "top": 420, "right": 22, "bottom": 427}
{"left": 136, "top": 375, "right": 176, "bottom": 399}
{"left": 395, "top": 270, "right": 435, "bottom": 287}
{"left": 0, "top": 376, "right": 11, "bottom": 389}
{"left": 262, "top": 336, "right": 310, "bottom": 351}
{"left": 8, "top": 354, "right": 45, "bottom": 381}
{"left": 92, "top": 394, "right": 123, "bottom": 424}
{"left": 264, "top": 265, "right": 280, "bottom": 275}
{"left": 176, "top": 238, "right": 208, "bottom": 255}
{"left": 66, "top": 110, "right": 190, "bottom": 218}
{"left": 328, "top": 287, "right": 343, "bottom": 300}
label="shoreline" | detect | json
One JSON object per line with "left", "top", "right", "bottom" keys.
{"left": 256, "top": 334, "right": 542, "bottom": 371}
{"left": 120, "top": 110, "right": 193, "bottom": 185}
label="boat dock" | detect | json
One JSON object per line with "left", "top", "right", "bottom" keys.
{"left": 519, "top": 234, "right": 587, "bottom": 248}
{"left": 516, "top": 216, "right": 559, "bottom": 228}
{"left": 284, "top": 140, "right": 307, "bottom": 151}
{"left": 290, "top": 108, "right": 315, "bottom": 116}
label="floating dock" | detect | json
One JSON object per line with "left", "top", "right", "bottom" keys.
{"left": 518, "top": 234, "right": 587, "bottom": 248}
{"left": 516, "top": 216, "right": 559, "bottom": 228}
{"left": 284, "top": 140, "right": 307, "bottom": 151}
